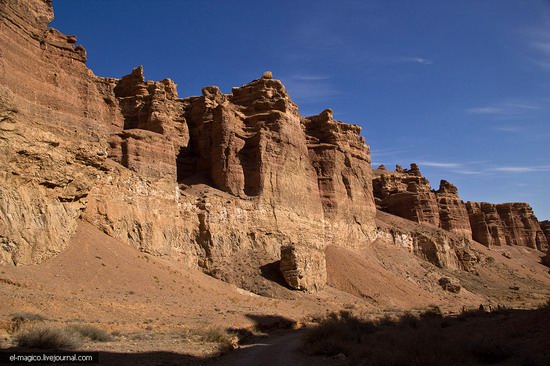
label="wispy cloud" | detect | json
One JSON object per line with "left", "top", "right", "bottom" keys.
{"left": 466, "top": 102, "right": 541, "bottom": 116}
{"left": 289, "top": 74, "right": 330, "bottom": 81}
{"left": 282, "top": 74, "right": 340, "bottom": 103}
{"left": 393, "top": 56, "right": 433, "bottom": 65}
{"left": 493, "top": 165, "right": 550, "bottom": 173}
{"left": 417, "top": 161, "right": 462, "bottom": 169}
{"left": 492, "top": 125, "right": 521, "bottom": 133}
{"left": 416, "top": 160, "right": 485, "bottom": 175}
{"left": 528, "top": 27, "right": 550, "bottom": 70}
{"left": 370, "top": 147, "right": 412, "bottom": 157}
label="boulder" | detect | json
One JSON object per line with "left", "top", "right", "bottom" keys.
{"left": 280, "top": 244, "right": 326, "bottom": 292}
{"left": 438, "top": 277, "right": 461, "bottom": 293}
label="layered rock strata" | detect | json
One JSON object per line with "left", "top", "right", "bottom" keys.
{"left": 373, "top": 164, "right": 472, "bottom": 238}
{"left": 372, "top": 164, "right": 440, "bottom": 227}
{"left": 467, "top": 202, "right": 548, "bottom": 251}
{"left": 280, "top": 244, "right": 326, "bottom": 291}
{"left": 0, "top": 0, "right": 378, "bottom": 290}
{"left": 374, "top": 165, "right": 547, "bottom": 251}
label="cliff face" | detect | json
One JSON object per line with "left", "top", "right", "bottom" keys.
{"left": 542, "top": 221, "right": 550, "bottom": 265}
{"left": 467, "top": 203, "right": 548, "bottom": 252}
{"left": 372, "top": 164, "right": 440, "bottom": 227}
{"left": 0, "top": 0, "right": 121, "bottom": 265}
{"left": 1, "top": 0, "right": 547, "bottom": 291}
{"left": 0, "top": 0, "right": 377, "bottom": 288}
{"left": 374, "top": 165, "right": 548, "bottom": 252}
{"left": 373, "top": 165, "right": 472, "bottom": 239}
{"left": 436, "top": 180, "right": 472, "bottom": 238}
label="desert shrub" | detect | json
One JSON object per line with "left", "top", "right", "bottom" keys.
{"left": 15, "top": 325, "right": 82, "bottom": 350}
{"left": 537, "top": 298, "right": 550, "bottom": 310}
{"left": 472, "top": 340, "right": 513, "bottom": 364}
{"left": 68, "top": 325, "right": 113, "bottom": 342}
{"left": 179, "top": 327, "right": 236, "bottom": 354}
{"left": 418, "top": 306, "right": 443, "bottom": 321}
{"left": 303, "top": 311, "right": 378, "bottom": 357}
{"left": 9, "top": 312, "right": 46, "bottom": 332}
{"left": 398, "top": 312, "right": 419, "bottom": 329}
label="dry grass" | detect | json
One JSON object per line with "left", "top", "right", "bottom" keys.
{"left": 15, "top": 325, "right": 83, "bottom": 350}
{"left": 68, "top": 324, "right": 114, "bottom": 342}
{"left": 9, "top": 312, "right": 47, "bottom": 333}
{"left": 303, "top": 307, "right": 550, "bottom": 366}
{"left": 179, "top": 327, "right": 237, "bottom": 354}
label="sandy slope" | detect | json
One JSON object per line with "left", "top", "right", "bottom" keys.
{"left": 1, "top": 219, "right": 549, "bottom": 361}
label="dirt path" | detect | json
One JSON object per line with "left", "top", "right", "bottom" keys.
{"left": 208, "top": 330, "right": 342, "bottom": 366}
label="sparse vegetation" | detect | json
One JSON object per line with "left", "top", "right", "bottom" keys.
{"left": 15, "top": 325, "right": 83, "bottom": 350}
{"left": 303, "top": 307, "right": 550, "bottom": 366}
{"left": 68, "top": 324, "right": 114, "bottom": 342}
{"left": 179, "top": 327, "right": 237, "bottom": 353}
{"left": 9, "top": 312, "right": 47, "bottom": 332}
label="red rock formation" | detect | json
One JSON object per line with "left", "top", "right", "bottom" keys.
{"left": 0, "top": 0, "right": 378, "bottom": 291}
{"left": 302, "top": 108, "right": 376, "bottom": 246}
{"left": 541, "top": 221, "right": 550, "bottom": 266}
{"left": 466, "top": 202, "right": 507, "bottom": 247}
{"left": 0, "top": 0, "right": 121, "bottom": 264}
{"left": 466, "top": 202, "right": 548, "bottom": 251}
{"left": 372, "top": 164, "right": 440, "bottom": 227}
{"left": 540, "top": 220, "right": 550, "bottom": 244}
{"left": 109, "top": 66, "right": 188, "bottom": 180}
{"left": 436, "top": 180, "right": 472, "bottom": 239}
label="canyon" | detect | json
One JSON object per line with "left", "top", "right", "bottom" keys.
{"left": 0, "top": 1, "right": 549, "bottom": 357}
{"left": 1, "top": 1, "right": 549, "bottom": 363}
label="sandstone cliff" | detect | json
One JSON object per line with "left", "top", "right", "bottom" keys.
{"left": 373, "top": 164, "right": 472, "bottom": 239}
{"left": 373, "top": 165, "right": 548, "bottom": 252}
{"left": 372, "top": 164, "right": 440, "bottom": 227}
{"left": 1, "top": 0, "right": 547, "bottom": 295}
{"left": 0, "top": 0, "right": 378, "bottom": 291}
{"left": 466, "top": 202, "right": 548, "bottom": 252}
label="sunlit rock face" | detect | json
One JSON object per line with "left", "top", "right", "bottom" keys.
{"left": 373, "top": 165, "right": 547, "bottom": 252}
{"left": 0, "top": 1, "right": 378, "bottom": 292}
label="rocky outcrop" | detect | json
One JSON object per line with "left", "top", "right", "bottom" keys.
{"left": 467, "top": 202, "right": 548, "bottom": 251}
{"left": 438, "top": 277, "right": 461, "bottom": 293}
{"left": 372, "top": 164, "right": 440, "bottom": 227}
{"left": 373, "top": 165, "right": 472, "bottom": 239}
{"left": 374, "top": 165, "right": 546, "bottom": 251}
{"left": 109, "top": 66, "right": 188, "bottom": 181}
{"left": 0, "top": 0, "right": 376, "bottom": 291}
{"left": 541, "top": 221, "right": 550, "bottom": 266}
{"left": 436, "top": 180, "right": 472, "bottom": 239}
{"left": 280, "top": 244, "right": 326, "bottom": 291}
{"left": 375, "top": 211, "right": 479, "bottom": 272}
{"left": 302, "top": 108, "right": 376, "bottom": 247}
{"left": 540, "top": 221, "right": 550, "bottom": 244}
{"left": 0, "top": 0, "right": 120, "bottom": 264}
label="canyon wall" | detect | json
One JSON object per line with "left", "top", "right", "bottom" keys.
{"left": 1, "top": 0, "right": 547, "bottom": 293}
{"left": 373, "top": 165, "right": 548, "bottom": 253}
{"left": 0, "top": 0, "right": 377, "bottom": 288}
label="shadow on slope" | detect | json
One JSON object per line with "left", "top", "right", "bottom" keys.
{"left": 303, "top": 304, "right": 550, "bottom": 366}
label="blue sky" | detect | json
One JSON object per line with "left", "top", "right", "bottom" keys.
{"left": 51, "top": 0, "right": 550, "bottom": 219}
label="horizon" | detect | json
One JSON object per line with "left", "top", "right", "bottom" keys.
{"left": 50, "top": 0, "right": 550, "bottom": 219}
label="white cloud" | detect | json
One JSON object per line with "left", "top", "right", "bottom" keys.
{"left": 282, "top": 74, "right": 340, "bottom": 103}
{"left": 290, "top": 74, "right": 330, "bottom": 81}
{"left": 493, "top": 165, "right": 550, "bottom": 173}
{"left": 492, "top": 125, "right": 520, "bottom": 133}
{"left": 466, "top": 107, "right": 505, "bottom": 115}
{"left": 417, "top": 161, "right": 463, "bottom": 169}
{"left": 394, "top": 56, "right": 433, "bottom": 65}
{"left": 416, "top": 161, "right": 485, "bottom": 175}
{"left": 466, "top": 102, "right": 541, "bottom": 116}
